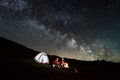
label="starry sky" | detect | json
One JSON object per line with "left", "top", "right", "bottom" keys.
{"left": 0, "top": 0, "right": 120, "bottom": 62}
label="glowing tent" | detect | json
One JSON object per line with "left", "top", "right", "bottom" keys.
{"left": 34, "top": 52, "right": 49, "bottom": 64}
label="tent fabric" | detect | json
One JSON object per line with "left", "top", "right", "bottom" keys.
{"left": 34, "top": 52, "right": 49, "bottom": 64}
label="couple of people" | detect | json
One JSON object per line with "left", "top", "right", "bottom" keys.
{"left": 53, "top": 58, "right": 69, "bottom": 68}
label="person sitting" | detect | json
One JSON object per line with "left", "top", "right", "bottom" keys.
{"left": 61, "top": 58, "right": 65, "bottom": 67}
{"left": 53, "top": 58, "right": 60, "bottom": 67}
{"left": 61, "top": 58, "right": 69, "bottom": 68}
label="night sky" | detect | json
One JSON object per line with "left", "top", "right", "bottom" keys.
{"left": 0, "top": 0, "right": 120, "bottom": 62}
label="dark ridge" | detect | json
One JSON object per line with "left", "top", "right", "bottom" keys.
{"left": 0, "top": 37, "right": 39, "bottom": 59}
{"left": 0, "top": 36, "right": 120, "bottom": 66}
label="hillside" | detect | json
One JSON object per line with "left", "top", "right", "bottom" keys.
{"left": 1, "top": 37, "right": 120, "bottom": 80}
{"left": 0, "top": 37, "right": 78, "bottom": 80}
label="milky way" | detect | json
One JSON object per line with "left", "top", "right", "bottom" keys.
{"left": 0, "top": 0, "right": 120, "bottom": 62}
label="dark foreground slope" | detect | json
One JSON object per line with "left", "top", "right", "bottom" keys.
{"left": 1, "top": 37, "right": 120, "bottom": 80}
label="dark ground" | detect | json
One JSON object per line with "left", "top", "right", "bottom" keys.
{"left": 0, "top": 37, "right": 120, "bottom": 80}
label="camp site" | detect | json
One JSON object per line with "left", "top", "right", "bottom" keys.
{"left": 2, "top": 37, "right": 120, "bottom": 80}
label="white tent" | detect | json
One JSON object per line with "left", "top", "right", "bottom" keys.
{"left": 34, "top": 52, "right": 49, "bottom": 64}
